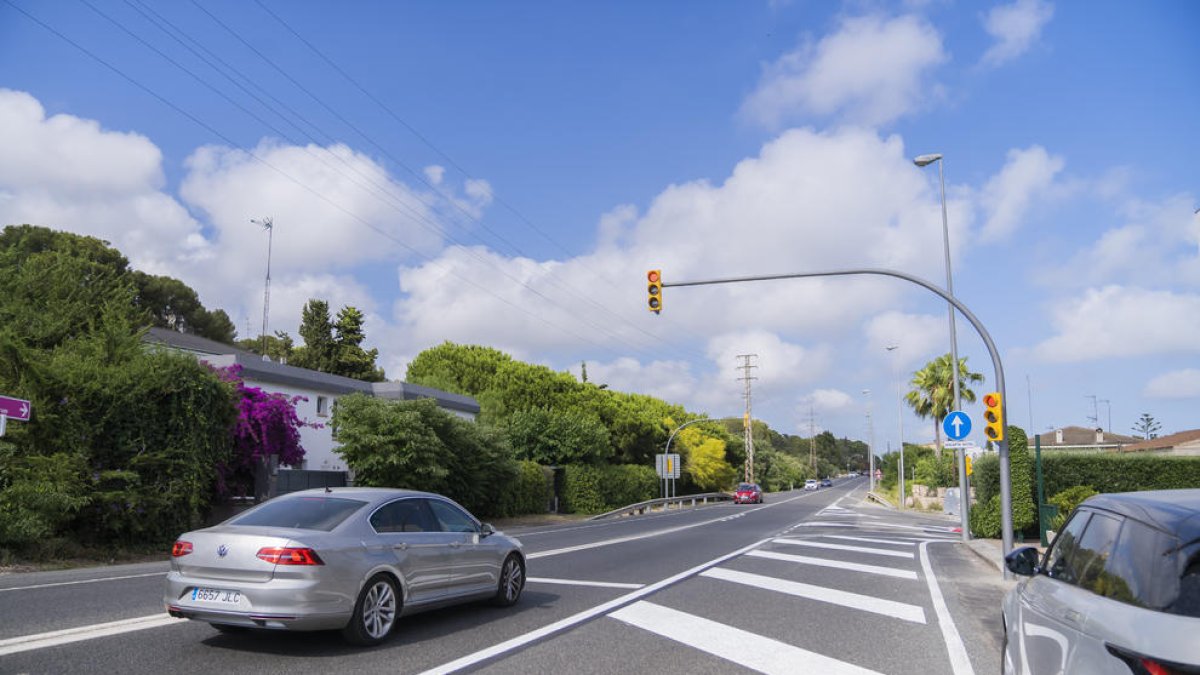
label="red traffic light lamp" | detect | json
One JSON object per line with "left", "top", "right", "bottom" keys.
{"left": 647, "top": 269, "right": 663, "bottom": 313}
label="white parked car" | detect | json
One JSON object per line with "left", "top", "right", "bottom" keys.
{"left": 804, "top": 479, "right": 819, "bottom": 491}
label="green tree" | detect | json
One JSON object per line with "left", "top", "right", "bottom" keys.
{"left": 236, "top": 330, "right": 295, "bottom": 363}
{"left": 1132, "top": 413, "right": 1161, "bottom": 440}
{"left": 505, "top": 407, "right": 611, "bottom": 465}
{"left": 131, "top": 271, "right": 236, "bottom": 343}
{"left": 905, "top": 353, "right": 984, "bottom": 455}
{"left": 332, "top": 306, "right": 385, "bottom": 382}
{"left": 291, "top": 300, "right": 336, "bottom": 372}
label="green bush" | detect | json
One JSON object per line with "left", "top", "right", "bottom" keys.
{"left": 499, "top": 461, "right": 551, "bottom": 516}
{"left": 561, "top": 464, "right": 658, "bottom": 514}
{"left": 969, "top": 495, "right": 1003, "bottom": 539}
{"left": 1047, "top": 485, "right": 1098, "bottom": 531}
{"left": 1041, "top": 454, "right": 1200, "bottom": 495}
{"left": 0, "top": 443, "right": 89, "bottom": 551}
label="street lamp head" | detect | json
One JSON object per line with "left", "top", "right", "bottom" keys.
{"left": 913, "top": 153, "right": 943, "bottom": 167}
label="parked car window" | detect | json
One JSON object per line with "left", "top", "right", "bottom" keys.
{"left": 427, "top": 499, "right": 479, "bottom": 533}
{"left": 1168, "top": 546, "right": 1200, "bottom": 619}
{"left": 232, "top": 496, "right": 367, "bottom": 531}
{"left": 1044, "top": 510, "right": 1092, "bottom": 584}
{"left": 370, "top": 498, "right": 438, "bottom": 534}
{"left": 1094, "top": 519, "right": 1175, "bottom": 610}
{"left": 1068, "top": 512, "right": 1122, "bottom": 596}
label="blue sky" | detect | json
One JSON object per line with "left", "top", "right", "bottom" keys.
{"left": 2, "top": 0, "right": 1198, "bottom": 452}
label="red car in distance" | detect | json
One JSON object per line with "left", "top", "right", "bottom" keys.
{"left": 733, "top": 483, "right": 763, "bottom": 504}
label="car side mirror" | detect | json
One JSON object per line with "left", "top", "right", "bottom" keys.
{"left": 1005, "top": 546, "right": 1041, "bottom": 576}
{"left": 480, "top": 523, "right": 496, "bottom": 538}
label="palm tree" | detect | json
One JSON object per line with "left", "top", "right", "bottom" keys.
{"left": 905, "top": 353, "right": 984, "bottom": 456}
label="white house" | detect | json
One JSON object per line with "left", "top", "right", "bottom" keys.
{"left": 143, "top": 327, "right": 480, "bottom": 473}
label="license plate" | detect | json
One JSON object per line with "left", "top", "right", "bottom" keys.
{"left": 191, "top": 587, "right": 241, "bottom": 605}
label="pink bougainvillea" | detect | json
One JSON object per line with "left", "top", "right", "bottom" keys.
{"left": 211, "top": 364, "right": 321, "bottom": 496}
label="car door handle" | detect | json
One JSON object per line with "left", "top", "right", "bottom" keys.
{"left": 392, "top": 543, "right": 408, "bottom": 551}
{"left": 1064, "top": 610, "right": 1083, "bottom": 626}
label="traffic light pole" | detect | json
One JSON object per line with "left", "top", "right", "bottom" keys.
{"left": 660, "top": 267, "right": 1014, "bottom": 574}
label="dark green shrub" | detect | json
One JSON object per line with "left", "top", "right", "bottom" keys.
{"left": 0, "top": 443, "right": 89, "bottom": 550}
{"left": 1047, "top": 485, "right": 1098, "bottom": 531}
{"left": 499, "top": 461, "right": 551, "bottom": 516}
{"left": 561, "top": 464, "right": 658, "bottom": 514}
{"left": 969, "top": 495, "right": 1002, "bottom": 539}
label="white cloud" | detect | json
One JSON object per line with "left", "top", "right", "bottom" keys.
{"left": 0, "top": 89, "right": 208, "bottom": 273}
{"left": 741, "top": 14, "right": 947, "bottom": 128}
{"left": 864, "top": 311, "right": 948, "bottom": 368}
{"left": 1144, "top": 369, "right": 1200, "bottom": 399}
{"left": 808, "top": 388, "right": 854, "bottom": 412}
{"left": 979, "top": 145, "right": 1064, "bottom": 241}
{"left": 1034, "top": 286, "right": 1200, "bottom": 362}
{"left": 981, "top": 0, "right": 1055, "bottom": 67}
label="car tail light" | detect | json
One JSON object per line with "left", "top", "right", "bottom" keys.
{"left": 171, "top": 540, "right": 193, "bottom": 557}
{"left": 256, "top": 547, "right": 324, "bottom": 565}
{"left": 1107, "top": 644, "right": 1200, "bottom": 675}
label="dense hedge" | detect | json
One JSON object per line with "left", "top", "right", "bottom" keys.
{"left": 969, "top": 427, "right": 1035, "bottom": 538}
{"left": 969, "top": 428, "right": 1200, "bottom": 537}
{"left": 499, "top": 461, "right": 551, "bottom": 517}
{"left": 561, "top": 464, "right": 658, "bottom": 514}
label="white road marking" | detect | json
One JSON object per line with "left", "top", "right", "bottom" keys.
{"left": 527, "top": 490, "right": 819, "bottom": 559}
{"left": 609, "top": 601, "right": 884, "bottom": 675}
{"left": 419, "top": 536, "right": 775, "bottom": 675}
{"left": 790, "top": 521, "right": 858, "bottom": 528}
{"left": 0, "top": 614, "right": 184, "bottom": 657}
{"left": 920, "top": 541, "right": 976, "bottom": 675}
{"left": 0, "top": 571, "right": 166, "bottom": 593}
{"left": 822, "top": 535, "right": 917, "bottom": 547}
{"left": 746, "top": 550, "right": 918, "bottom": 580}
{"left": 701, "top": 567, "right": 926, "bottom": 624}
{"left": 526, "top": 577, "right": 643, "bottom": 589}
{"left": 771, "top": 539, "right": 915, "bottom": 559}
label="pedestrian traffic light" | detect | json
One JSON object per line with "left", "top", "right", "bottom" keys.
{"left": 647, "top": 269, "right": 663, "bottom": 313}
{"left": 983, "top": 392, "right": 1005, "bottom": 442}
{"left": 965, "top": 455, "right": 973, "bottom": 476}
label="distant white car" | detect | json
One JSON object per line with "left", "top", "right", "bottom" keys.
{"left": 804, "top": 479, "right": 819, "bottom": 491}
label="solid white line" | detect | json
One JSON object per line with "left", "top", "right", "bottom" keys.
{"left": 701, "top": 567, "right": 926, "bottom": 623}
{"left": 526, "top": 577, "right": 644, "bottom": 590}
{"left": 527, "top": 490, "right": 819, "bottom": 560}
{"left": 0, "top": 571, "right": 166, "bottom": 593}
{"left": 0, "top": 613, "right": 184, "bottom": 657}
{"left": 823, "top": 535, "right": 917, "bottom": 547}
{"left": 791, "top": 521, "right": 858, "bottom": 528}
{"left": 746, "top": 550, "right": 918, "bottom": 580}
{"left": 609, "top": 601, "right": 884, "bottom": 675}
{"left": 920, "top": 541, "right": 976, "bottom": 675}
{"left": 772, "top": 539, "right": 914, "bottom": 559}
{"left": 418, "top": 537, "right": 775, "bottom": 675}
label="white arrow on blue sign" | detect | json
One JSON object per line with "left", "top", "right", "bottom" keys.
{"left": 943, "top": 410, "right": 971, "bottom": 441}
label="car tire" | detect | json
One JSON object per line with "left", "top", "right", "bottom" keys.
{"left": 491, "top": 554, "right": 525, "bottom": 607}
{"left": 342, "top": 573, "right": 400, "bottom": 646}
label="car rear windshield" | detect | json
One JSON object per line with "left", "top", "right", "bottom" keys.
{"left": 232, "top": 496, "right": 367, "bottom": 531}
{"left": 738, "top": 483, "right": 754, "bottom": 491}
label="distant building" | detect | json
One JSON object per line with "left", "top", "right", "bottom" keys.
{"left": 143, "top": 327, "right": 479, "bottom": 473}
{"left": 1031, "top": 425, "right": 1140, "bottom": 453}
{"left": 1120, "top": 429, "right": 1200, "bottom": 456}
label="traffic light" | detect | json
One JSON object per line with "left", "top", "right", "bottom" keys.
{"left": 965, "top": 455, "right": 973, "bottom": 476}
{"left": 647, "top": 269, "right": 663, "bottom": 313}
{"left": 983, "top": 392, "right": 1005, "bottom": 442}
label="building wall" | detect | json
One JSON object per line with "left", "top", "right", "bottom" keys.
{"left": 241, "top": 378, "right": 347, "bottom": 472}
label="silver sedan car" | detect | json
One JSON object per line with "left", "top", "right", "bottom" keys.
{"left": 164, "top": 487, "right": 526, "bottom": 646}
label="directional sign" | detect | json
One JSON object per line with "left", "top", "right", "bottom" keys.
{"left": 943, "top": 410, "right": 971, "bottom": 441}
{"left": 0, "top": 395, "right": 31, "bottom": 422}
{"left": 656, "top": 453, "right": 681, "bottom": 479}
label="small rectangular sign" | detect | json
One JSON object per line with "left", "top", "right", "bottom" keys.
{"left": 655, "top": 453, "right": 681, "bottom": 479}
{"left": 0, "top": 395, "right": 31, "bottom": 421}
{"left": 944, "top": 440, "right": 975, "bottom": 449}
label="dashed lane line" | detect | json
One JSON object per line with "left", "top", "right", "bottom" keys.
{"left": 609, "top": 601, "right": 884, "bottom": 675}
{"left": 746, "top": 550, "right": 919, "bottom": 580}
{"left": 700, "top": 567, "right": 927, "bottom": 624}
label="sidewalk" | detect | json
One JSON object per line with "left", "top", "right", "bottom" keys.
{"left": 963, "top": 537, "right": 1045, "bottom": 575}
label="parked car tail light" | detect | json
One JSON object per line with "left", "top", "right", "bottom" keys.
{"left": 171, "top": 540, "right": 193, "bottom": 557}
{"left": 1107, "top": 644, "right": 1200, "bottom": 675}
{"left": 256, "top": 547, "right": 324, "bottom": 565}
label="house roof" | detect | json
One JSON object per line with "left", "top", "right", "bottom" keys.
{"left": 1121, "top": 429, "right": 1200, "bottom": 453}
{"left": 143, "top": 327, "right": 480, "bottom": 414}
{"left": 1033, "top": 425, "right": 1140, "bottom": 447}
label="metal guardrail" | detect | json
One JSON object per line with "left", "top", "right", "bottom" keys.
{"left": 589, "top": 492, "right": 733, "bottom": 520}
{"left": 865, "top": 491, "right": 896, "bottom": 508}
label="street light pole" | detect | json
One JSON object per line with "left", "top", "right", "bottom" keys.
{"left": 887, "top": 345, "right": 905, "bottom": 510}
{"left": 251, "top": 217, "right": 274, "bottom": 360}
{"left": 863, "top": 389, "right": 875, "bottom": 492}
{"left": 915, "top": 153, "right": 970, "bottom": 541}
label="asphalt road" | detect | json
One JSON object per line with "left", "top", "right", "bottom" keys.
{"left": 0, "top": 478, "right": 1008, "bottom": 674}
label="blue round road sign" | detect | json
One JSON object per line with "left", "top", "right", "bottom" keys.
{"left": 943, "top": 411, "right": 971, "bottom": 441}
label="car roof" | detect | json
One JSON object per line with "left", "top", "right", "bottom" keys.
{"left": 1081, "top": 489, "right": 1200, "bottom": 541}
{"left": 282, "top": 487, "right": 446, "bottom": 504}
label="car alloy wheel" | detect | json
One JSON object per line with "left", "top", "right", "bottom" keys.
{"left": 492, "top": 554, "right": 525, "bottom": 607}
{"left": 343, "top": 574, "right": 399, "bottom": 646}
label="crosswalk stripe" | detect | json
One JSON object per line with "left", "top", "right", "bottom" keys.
{"left": 609, "top": 601, "right": 884, "bottom": 675}
{"left": 772, "top": 539, "right": 915, "bottom": 559}
{"left": 822, "top": 535, "right": 917, "bottom": 547}
{"left": 701, "top": 568, "right": 927, "bottom": 624}
{"left": 746, "top": 550, "right": 918, "bottom": 580}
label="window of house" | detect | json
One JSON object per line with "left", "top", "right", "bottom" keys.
{"left": 317, "top": 396, "right": 329, "bottom": 417}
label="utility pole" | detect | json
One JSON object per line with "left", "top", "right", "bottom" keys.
{"left": 887, "top": 344, "right": 905, "bottom": 510}
{"left": 251, "top": 217, "right": 274, "bottom": 360}
{"left": 806, "top": 403, "right": 818, "bottom": 475}
{"left": 1086, "top": 394, "right": 1099, "bottom": 428}
{"left": 736, "top": 354, "right": 758, "bottom": 483}
{"left": 864, "top": 389, "right": 875, "bottom": 492}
